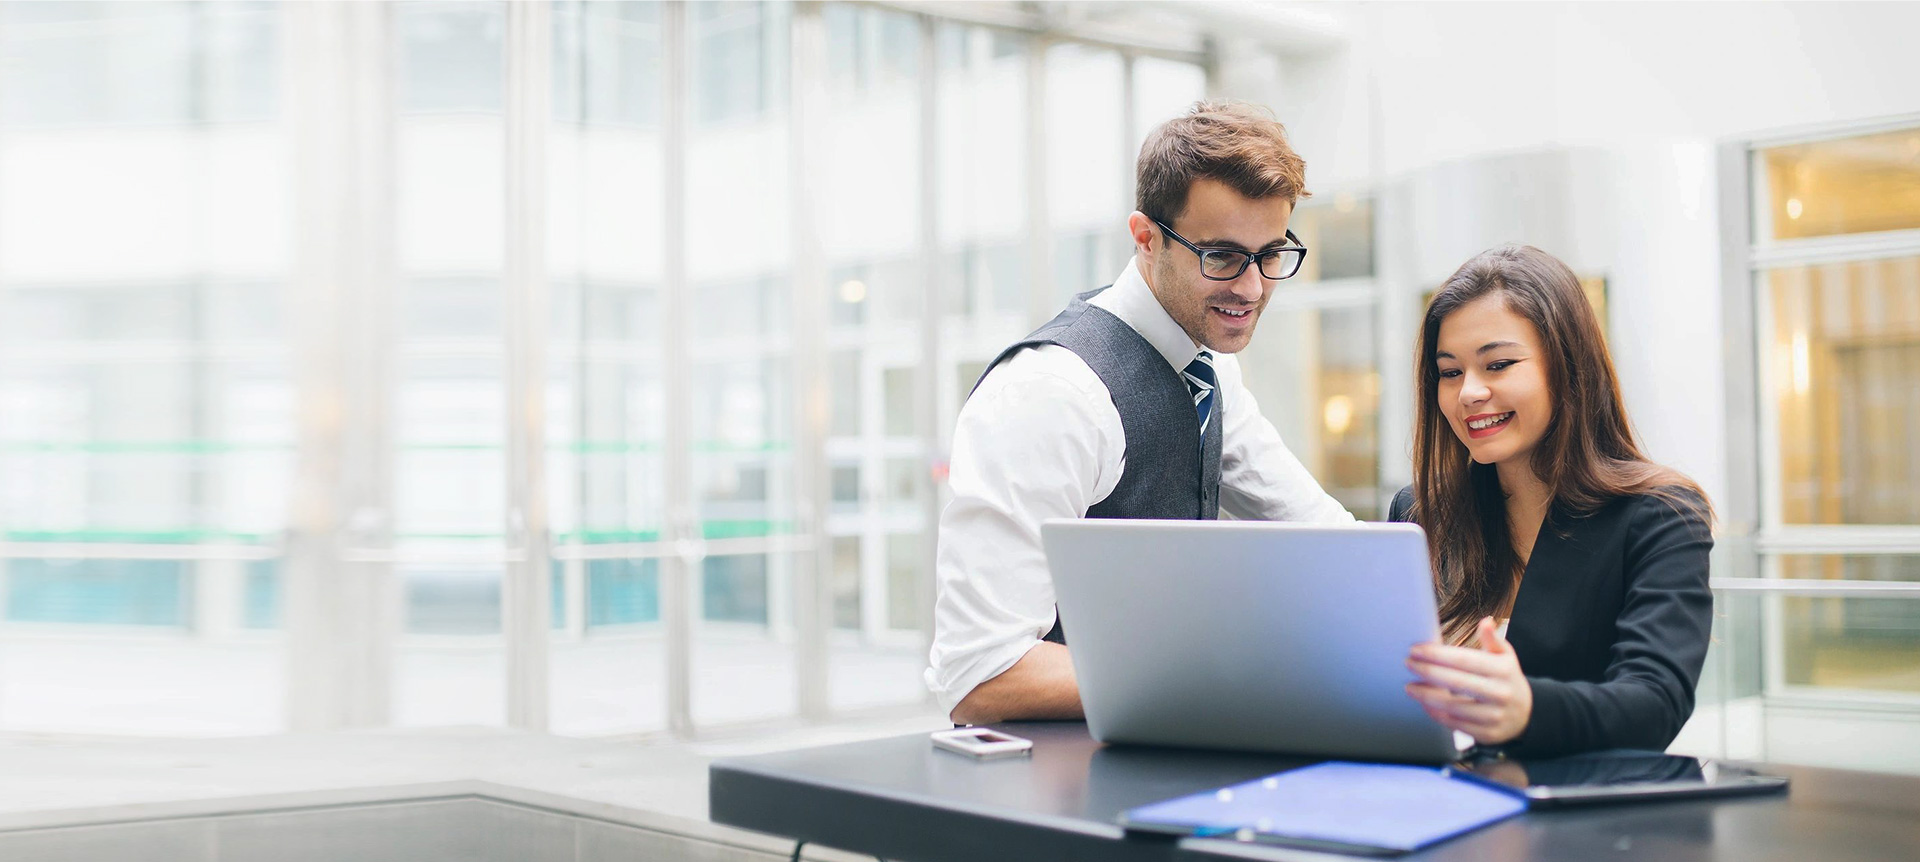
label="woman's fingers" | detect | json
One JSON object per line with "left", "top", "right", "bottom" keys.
{"left": 1406, "top": 658, "right": 1505, "bottom": 702}
{"left": 1478, "top": 616, "right": 1514, "bottom": 656}
{"left": 1408, "top": 644, "right": 1508, "bottom": 678}
{"left": 1418, "top": 702, "right": 1501, "bottom": 737}
{"left": 1406, "top": 682, "right": 1504, "bottom": 725}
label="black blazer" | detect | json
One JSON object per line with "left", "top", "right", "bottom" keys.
{"left": 1389, "top": 485, "right": 1714, "bottom": 758}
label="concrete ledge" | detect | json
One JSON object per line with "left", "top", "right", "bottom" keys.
{"left": 0, "top": 715, "right": 950, "bottom": 862}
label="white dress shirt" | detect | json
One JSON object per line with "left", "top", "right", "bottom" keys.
{"left": 924, "top": 257, "right": 1356, "bottom": 713}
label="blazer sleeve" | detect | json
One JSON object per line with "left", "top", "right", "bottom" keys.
{"left": 1510, "top": 491, "right": 1715, "bottom": 757}
{"left": 1387, "top": 485, "right": 1415, "bottom": 523}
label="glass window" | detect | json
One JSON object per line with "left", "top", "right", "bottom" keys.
{"left": 886, "top": 532, "right": 925, "bottom": 632}
{"left": 1767, "top": 256, "right": 1920, "bottom": 525}
{"left": 816, "top": 3, "right": 928, "bottom": 714}
{"left": 0, "top": 1, "right": 289, "bottom": 736}
{"left": 546, "top": 0, "right": 667, "bottom": 733}
{"left": 587, "top": 558, "right": 660, "bottom": 625}
{"left": 390, "top": 1, "right": 509, "bottom": 729}
{"left": 1771, "top": 559, "right": 1920, "bottom": 696}
{"left": 692, "top": 1, "right": 783, "bottom": 124}
{"left": 683, "top": 0, "right": 796, "bottom": 728}
{"left": 692, "top": 552, "right": 798, "bottom": 724}
{"left": 832, "top": 536, "right": 862, "bottom": 630}
{"left": 1290, "top": 197, "right": 1375, "bottom": 282}
{"left": 1781, "top": 595, "right": 1920, "bottom": 695}
{"left": 1240, "top": 305, "right": 1382, "bottom": 519}
{"left": 1046, "top": 43, "right": 1128, "bottom": 310}
{"left": 399, "top": 1, "right": 504, "bottom": 114}
{"left": 936, "top": 24, "right": 1028, "bottom": 326}
{"left": 1761, "top": 128, "right": 1920, "bottom": 241}
{"left": 1747, "top": 125, "right": 1920, "bottom": 724}
{"left": 1131, "top": 56, "right": 1207, "bottom": 157}
{"left": 552, "top": 1, "right": 659, "bottom": 127}
{"left": 0, "top": 2, "right": 215, "bottom": 127}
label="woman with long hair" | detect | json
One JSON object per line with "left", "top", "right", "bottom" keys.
{"left": 1391, "top": 244, "right": 1714, "bottom": 757}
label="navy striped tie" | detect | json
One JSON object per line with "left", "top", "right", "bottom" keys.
{"left": 1182, "top": 351, "right": 1217, "bottom": 440}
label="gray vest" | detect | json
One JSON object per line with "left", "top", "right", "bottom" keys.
{"left": 971, "top": 287, "right": 1224, "bottom": 645}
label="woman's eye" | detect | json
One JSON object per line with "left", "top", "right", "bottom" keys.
{"left": 1438, "top": 369, "right": 1461, "bottom": 379}
{"left": 1487, "top": 360, "right": 1516, "bottom": 371}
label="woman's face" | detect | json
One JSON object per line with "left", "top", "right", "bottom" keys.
{"left": 1434, "top": 294, "right": 1553, "bottom": 466}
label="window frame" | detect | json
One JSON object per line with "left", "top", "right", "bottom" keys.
{"left": 1724, "top": 112, "right": 1920, "bottom": 714}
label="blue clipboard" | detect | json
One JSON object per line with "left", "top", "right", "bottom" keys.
{"left": 1121, "top": 761, "right": 1529, "bottom": 856}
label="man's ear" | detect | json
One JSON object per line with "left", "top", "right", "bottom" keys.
{"left": 1127, "top": 211, "right": 1155, "bottom": 258}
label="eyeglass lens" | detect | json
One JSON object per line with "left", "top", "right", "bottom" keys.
{"left": 1200, "top": 249, "right": 1303, "bottom": 280}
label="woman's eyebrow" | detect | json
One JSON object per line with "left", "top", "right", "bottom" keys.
{"left": 1436, "top": 341, "right": 1523, "bottom": 360}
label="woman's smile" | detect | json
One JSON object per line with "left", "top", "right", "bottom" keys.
{"left": 1465, "top": 411, "right": 1515, "bottom": 439}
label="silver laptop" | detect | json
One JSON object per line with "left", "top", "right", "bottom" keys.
{"left": 1041, "top": 518, "right": 1459, "bottom": 764}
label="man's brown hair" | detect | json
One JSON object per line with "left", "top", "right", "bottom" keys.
{"left": 1135, "top": 100, "right": 1309, "bottom": 225}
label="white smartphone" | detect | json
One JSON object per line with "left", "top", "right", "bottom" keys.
{"left": 930, "top": 727, "right": 1034, "bottom": 760}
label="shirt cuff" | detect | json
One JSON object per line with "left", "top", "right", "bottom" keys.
{"left": 926, "top": 638, "right": 1047, "bottom": 717}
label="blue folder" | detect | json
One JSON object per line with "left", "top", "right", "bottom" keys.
{"left": 1121, "top": 762, "right": 1528, "bottom": 856}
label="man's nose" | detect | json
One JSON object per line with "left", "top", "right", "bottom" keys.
{"left": 1228, "top": 268, "right": 1265, "bottom": 303}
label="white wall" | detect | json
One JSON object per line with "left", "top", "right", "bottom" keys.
{"left": 1287, "top": 1, "right": 1920, "bottom": 185}
{"left": 1222, "top": 1, "right": 1920, "bottom": 508}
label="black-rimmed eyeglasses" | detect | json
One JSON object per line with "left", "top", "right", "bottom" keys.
{"left": 1154, "top": 219, "right": 1309, "bottom": 281}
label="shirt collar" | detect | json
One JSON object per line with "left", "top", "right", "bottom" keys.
{"left": 1087, "top": 256, "right": 1207, "bottom": 372}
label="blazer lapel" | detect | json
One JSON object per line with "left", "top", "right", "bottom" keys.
{"left": 1505, "top": 501, "right": 1570, "bottom": 671}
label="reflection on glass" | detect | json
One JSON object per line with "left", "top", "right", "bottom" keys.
{"left": 684, "top": 0, "right": 797, "bottom": 729}
{"left": 693, "top": 553, "right": 798, "bottom": 724}
{"left": 884, "top": 458, "right": 920, "bottom": 514}
{"left": 1239, "top": 306, "right": 1381, "bottom": 519}
{"left": 702, "top": 554, "right": 769, "bottom": 624}
{"left": 1783, "top": 595, "right": 1920, "bottom": 694}
{"left": 821, "top": 4, "right": 921, "bottom": 647}
{"left": 887, "top": 532, "right": 924, "bottom": 631}
{"left": 1762, "top": 127, "right": 1920, "bottom": 240}
{"left": 546, "top": 0, "right": 666, "bottom": 733}
{"left": 1289, "top": 198, "right": 1374, "bottom": 282}
{"left": 1047, "top": 43, "right": 1127, "bottom": 310}
{"left": 883, "top": 366, "right": 916, "bottom": 437}
{"left": 1778, "top": 555, "right": 1920, "bottom": 583}
{"left": 551, "top": 0, "right": 659, "bottom": 127}
{"left": 586, "top": 559, "right": 659, "bottom": 625}
{"left": 1773, "top": 556, "right": 1920, "bottom": 696}
{"left": 1130, "top": 56, "right": 1207, "bottom": 155}
{"left": 1768, "top": 257, "right": 1920, "bottom": 525}
{"left": 692, "top": 1, "right": 783, "bottom": 124}
{"left": 0, "top": 2, "right": 288, "bottom": 735}
{"left": 936, "top": 23, "right": 1028, "bottom": 325}
{"left": 391, "top": 0, "right": 511, "bottom": 728}
{"left": 829, "top": 463, "right": 861, "bottom": 512}
{"left": 832, "top": 536, "right": 862, "bottom": 629}
{"left": 692, "top": 357, "right": 793, "bottom": 539}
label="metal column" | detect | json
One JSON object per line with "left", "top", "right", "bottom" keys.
{"left": 789, "top": 1, "right": 832, "bottom": 722}
{"left": 283, "top": 0, "right": 398, "bottom": 731}
{"left": 660, "top": 0, "right": 695, "bottom": 737}
{"left": 503, "top": 0, "right": 553, "bottom": 732}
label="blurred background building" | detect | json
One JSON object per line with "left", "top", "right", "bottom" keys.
{"left": 0, "top": 0, "right": 1915, "bottom": 778}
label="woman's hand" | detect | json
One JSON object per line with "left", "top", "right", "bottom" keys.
{"left": 1405, "top": 616, "right": 1533, "bottom": 745}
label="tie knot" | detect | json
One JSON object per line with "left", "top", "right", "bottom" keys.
{"left": 1184, "top": 351, "right": 1216, "bottom": 388}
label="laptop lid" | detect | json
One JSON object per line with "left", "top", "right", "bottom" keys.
{"left": 1041, "top": 518, "right": 1458, "bottom": 764}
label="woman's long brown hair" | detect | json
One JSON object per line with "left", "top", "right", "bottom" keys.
{"left": 1411, "top": 245, "right": 1711, "bottom": 644}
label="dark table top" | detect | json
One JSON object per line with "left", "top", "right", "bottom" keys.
{"left": 709, "top": 722, "right": 1920, "bottom": 862}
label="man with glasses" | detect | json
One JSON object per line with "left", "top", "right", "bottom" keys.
{"left": 928, "top": 101, "right": 1356, "bottom": 724}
